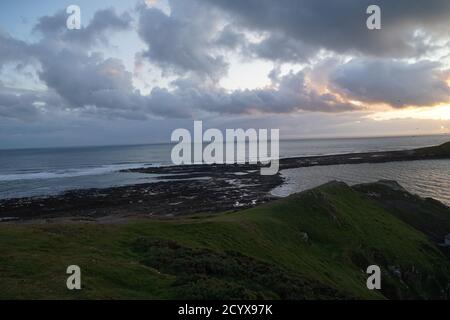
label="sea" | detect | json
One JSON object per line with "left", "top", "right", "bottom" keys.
{"left": 0, "top": 135, "right": 449, "bottom": 205}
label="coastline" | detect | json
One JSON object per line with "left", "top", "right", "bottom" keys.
{"left": 0, "top": 141, "right": 449, "bottom": 224}
{"left": 0, "top": 167, "right": 282, "bottom": 223}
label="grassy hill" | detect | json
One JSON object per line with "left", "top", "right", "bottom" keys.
{"left": 354, "top": 180, "right": 450, "bottom": 244}
{"left": 0, "top": 181, "right": 449, "bottom": 300}
{"left": 414, "top": 141, "right": 450, "bottom": 157}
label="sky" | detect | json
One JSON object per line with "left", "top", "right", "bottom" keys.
{"left": 1, "top": 0, "right": 450, "bottom": 149}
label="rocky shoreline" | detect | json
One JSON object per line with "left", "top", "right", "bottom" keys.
{"left": 0, "top": 165, "right": 282, "bottom": 223}
{"left": 0, "top": 141, "right": 448, "bottom": 223}
{"left": 278, "top": 141, "right": 450, "bottom": 169}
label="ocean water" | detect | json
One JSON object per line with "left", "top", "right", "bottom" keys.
{"left": 0, "top": 135, "right": 449, "bottom": 201}
{"left": 272, "top": 159, "right": 450, "bottom": 206}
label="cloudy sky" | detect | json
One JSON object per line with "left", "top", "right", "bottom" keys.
{"left": 1, "top": 0, "right": 450, "bottom": 149}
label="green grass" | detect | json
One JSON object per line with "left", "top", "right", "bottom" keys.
{"left": 354, "top": 180, "right": 450, "bottom": 242}
{"left": 414, "top": 141, "right": 450, "bottom": 156}
{"left": 0, "top": 181, "right": 449, "bottom": 300}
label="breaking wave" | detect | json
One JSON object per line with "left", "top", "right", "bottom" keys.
{"left": 0, "top": 163, "right": 152, "bottom": 182}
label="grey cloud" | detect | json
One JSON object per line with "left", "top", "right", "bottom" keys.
{"left": 34, "top": 8, "right": 132, "bottom": 48}
{"left": 3, "top": 1, "right": 447, "bottom": 125}
{"left": 214, "top": 27, "right": 316, "bottom": 63}
{"left": 37, "top": 50, "right": 153, "bottom": 120}
{"left": 39, "top": 52, "right": 131, "bottom": 106}
{"left": 0, "top": 25, "right": 361, "bottom": 123}
{"left": 148, "top": 71, "right": 358, "bottom": 116}
{"left": 0, "top": 33, "right": 33, "bottom": 67}
{"left": 0, "top": 8, "right": 139, "bottom": 122}
{"left": 330, "top": 59, "right": 450, "bottom": 107}
{"left": 137, "top": 0, "right": 228, "bottom": 81}
{"left": 0, "top": 85, "right": 63, "bottom": 121}
{"left": 249, "top": 33, "right": 316, "bottom": 63}
{"left": 69, "top": 8, "right": 132, "bottom": 47}
{"left": 32, "top": 10, "right": 67, "bottom": 35}
{"left": 201, "top": 0, "right": 450, "bottom": 58}
{"left": 0, "top": 92, "right": 40, "bottom": 121}
{"left": 213, "top": 25, "right": 246, "bottom": 50}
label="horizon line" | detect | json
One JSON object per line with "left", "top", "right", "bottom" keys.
{"left": 0, "top": 132, "right": 449, "bottom": 152}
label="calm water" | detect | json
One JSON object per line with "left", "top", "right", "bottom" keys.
{"left": 0, "top": 135, "right": 449, "bottom": 200}
{"left": 272, "top": 159, "right": 450, "bottom": 206}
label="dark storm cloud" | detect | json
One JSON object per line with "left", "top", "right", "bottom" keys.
{"left": 201, "top": 0, "right": 450, "bottom": 58}
{"left": 330, "top": 59, "right": 450, "bottom": 107}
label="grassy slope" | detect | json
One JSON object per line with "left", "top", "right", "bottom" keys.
{"left": 354, "top": 180, "right": 450, "bottom": 243}
{"left": 414, "top": 141, "right": 450, "bottom": 156}
{"left": 0, "top": 182, "right": 449, "bottom": 300}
